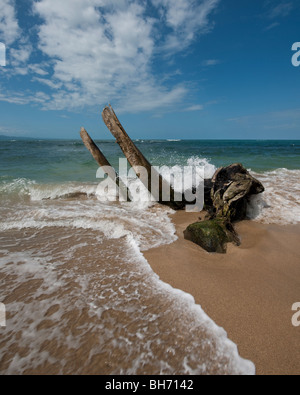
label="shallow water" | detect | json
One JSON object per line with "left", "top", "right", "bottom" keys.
{"left": 0, "top": 139, "right": 299, "bottom": 375}
{"left": 0, "top": 198, "right": 254, "bottom": 375}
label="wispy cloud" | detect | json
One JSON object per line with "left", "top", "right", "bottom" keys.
{"left": 202, "top": 59, "right": 220, "bottom": 66}
{"left": 183, "top": 104, "right": 204, "bottom": 112}
{"left": 266, "top": 1, "right": 294, "bottom": 19}
{"left": 0, "top": 0, "right": 220, "bottom": 114}
{"left": 0, "top": 124, "right": 31, "bottom": 137}
{"left": 228, "top": 108, "right": 300, "bottom": 131}
{"left": 263, "top": 123, "right": 298, "bottom": 130}
{"left": 262, "top": 1, "right": 295, "bottom": 30}
{"left": 0, "top": 90, "right": 50, "bottom": 105}
{"left": 264, "top": 22, "right": 280, "bottom": 31}
{"left": 28, "top": 63, "right": 49, "bottom": 76}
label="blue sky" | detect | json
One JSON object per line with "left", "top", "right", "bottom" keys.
{"left": 0, "top": 0, "right": 299, "bottom": 140}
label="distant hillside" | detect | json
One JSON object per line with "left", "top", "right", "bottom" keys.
{"left": 0, "top": 135, "right": 35, "bottom": 141}
{"left": 0, "top": 135, "right": 13, "bottom": 140}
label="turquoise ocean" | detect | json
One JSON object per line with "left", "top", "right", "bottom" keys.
{"left": 0, "top": 138, "right": 299, "bottom": 374}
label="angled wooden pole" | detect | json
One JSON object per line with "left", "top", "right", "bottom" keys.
{"left": 102, "top": 106, "right": 185, "bottom": 209}
{"left": 80, "top": 127, "right": 113, "bottom": 170}
{"left": 102, "top": 105, "right": 153, "bottom": 171}
{"left": 80, "top": 127, "right": 130, "bottom": 202}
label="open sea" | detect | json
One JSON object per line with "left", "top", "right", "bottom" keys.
{"left": 0, "top": 139, "right": 299, "bottom": 375}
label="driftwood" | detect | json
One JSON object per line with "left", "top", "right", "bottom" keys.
{"left": 80, "top": 107, "right": 266, "bottom": 254}
{"left": 80, "top": 127, "right": 130, "bottom": 201}
{"left": 80, "top": 128, "right": 114, "bottom": 172}
{"left": 184, "top": 163, "right": 265, "bottom": 253}
{"left": 102, "top": 105, "right": 185, "bottom": 210}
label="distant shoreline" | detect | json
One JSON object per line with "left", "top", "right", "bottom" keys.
{"left": 1, "top": 135, "right": 300, "bottom": 142}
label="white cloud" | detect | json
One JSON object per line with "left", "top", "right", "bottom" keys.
{"left": 0, "top": 1, "right": 33, "bottom": 74}
{"left": 9, "top": 43, "right": 32, "bottom": 73}
{"left": 0, "top": 0, "right": 220, "bottom": 113}
{"left": 28, "top": 64, "right": 49, "bottom": 76}
{"left": 118, "top": 84, "right": 188, "bottom": 113}
{"left": 0, "top": 90, "right": 50, "bottom": 105}
{"left": 0, "top": 0, "right": 20, "bottom": 45}
{"left": 10, "top": 46, "right": 31, "bottom": 64}
{"left": 32, "top": 0, "right": 159, "bottom": 111}
{"left": 152, "top": 0, "right": 220, "bottom": 52}
{"left": 32, "top": 77, "right": 62, "bottom": 90}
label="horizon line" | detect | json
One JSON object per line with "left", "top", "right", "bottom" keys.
{"left": 1, "top": 135, "right": 300, "bottom": 142}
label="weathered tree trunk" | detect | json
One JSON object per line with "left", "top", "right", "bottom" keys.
{"left": 102, "top": 106, "right": 185, "bottom": 209}
{"left": 81, "top": 111, "right": 265, "bottom": 254}
{"left": 80, "top": 127, "right": 130, "bottom": 201}
{"left": 80, "top": 127, "right": 113, "bottom": 171}
{"left": 184, "top": 163, "right": 265, "bottom": 253}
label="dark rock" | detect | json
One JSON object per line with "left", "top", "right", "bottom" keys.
{"left": 184, "top": 219, "right": 240, "bottom": 254}
{"left": 204, "top": 178, "right": 213, "bottom": 207}
{"left": 183, "top": 164, "right": 265, "bottom": 254}
{"left": 211, "top": 163, "right": 264, "bottom": 222}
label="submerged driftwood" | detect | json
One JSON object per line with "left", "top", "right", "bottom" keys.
{"left": 80, "top": 106, "right": 265, "bottom": 254}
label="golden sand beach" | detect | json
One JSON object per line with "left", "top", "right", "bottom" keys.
{"left": 145, "top": 211, "right": 300, "bottom": 375}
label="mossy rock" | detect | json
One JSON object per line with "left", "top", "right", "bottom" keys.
{"left": 184, "top": 219, "right": 240, "bottom": 254}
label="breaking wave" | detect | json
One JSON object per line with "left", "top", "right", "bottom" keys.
{"left": 0, "top": 156, "right": 256, "bottom": 375}
{"left": 247, "top": 169, "right": 300, "bottom": 225}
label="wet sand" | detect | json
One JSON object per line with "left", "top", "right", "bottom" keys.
{"left": 144, "top": 212, "right": 300, "bottom": 375}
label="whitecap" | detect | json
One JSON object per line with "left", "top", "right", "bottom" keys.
{"left": 247, "top": 169, "right": 300, "bottom": 225}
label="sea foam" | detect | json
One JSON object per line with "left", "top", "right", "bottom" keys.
{"left": 0, "top": 224, "right": 255, "bottom": 375}
{"left": 247, "top": 169, "right": 300, "bottom": 225}
{"left": 0, "top": 158, "right": 298, "bottom": 374}
{"left": 0, "top": 169, "right": 255, "bottom": 374}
